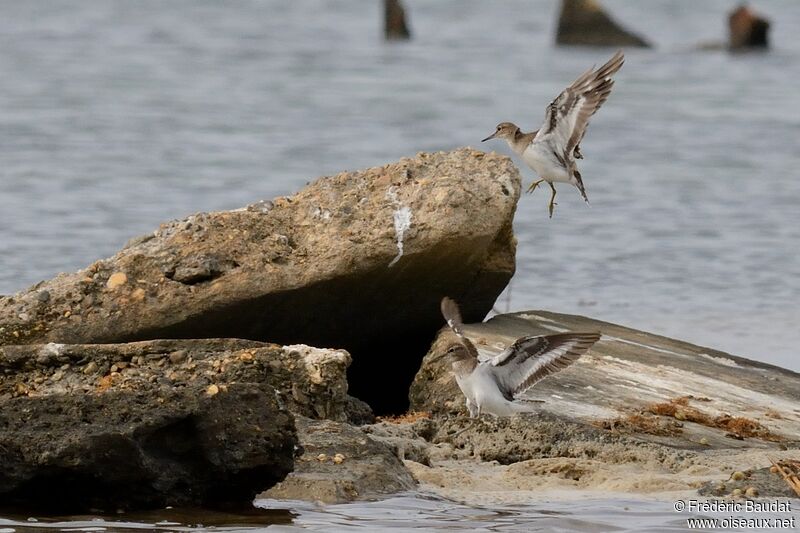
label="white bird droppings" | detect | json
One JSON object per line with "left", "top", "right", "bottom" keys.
{"left": 385, "top": 186, "right": 413, "bottom": 267}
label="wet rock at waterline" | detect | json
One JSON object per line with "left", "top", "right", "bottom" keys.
{"left": 0, "top": 148, "right": 520, "bottom": 413}
{"left": 699, "top": 466, "right": 797, "bottom": 499}
{"left": 0, "top": 383, "right": 295, "bottom": 513}
{"left": 0, "top": 339, "right": 374, "bottom": 511}
{"left": 260, "top": 416, "right": 417, "bottom": 504}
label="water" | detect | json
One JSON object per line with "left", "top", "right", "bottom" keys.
{"left": 2, "top": 494, "right": 793, "bottom": 532}
{"left": 1, "top": 1, "right": 799, "bottom": 371}
{"left": 1, "top": 0, "right": 799, "bottom": 527}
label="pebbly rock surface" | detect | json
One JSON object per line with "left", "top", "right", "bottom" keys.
{"left": 556, "top": 0, "right": 650, "bottom": 48}
{"left": 0, "top": 148, "right": 520, "bottom": 413}
{"left": 259, "top": 416, "right": 417, "bottom": 504}
{"left": 0, "top": 339, "right": 371, "bottom": 512}
{"left": 410, "top": 310, "right": 800, "bottom": 450}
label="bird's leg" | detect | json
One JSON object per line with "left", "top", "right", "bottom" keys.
{"left": 526, "top": 179, "right": 544, "bottom": 194}
{"left": 466, "top": 398, "right": 478, "bottom": 418}
{"left": 452, "top": 407, "right": 480, "bottom": 439}
{"left": 451, "top": 420, "right": 476, "bottom": 439}
{"left": 548, "top": 182, "right": 558, "bottom": 218}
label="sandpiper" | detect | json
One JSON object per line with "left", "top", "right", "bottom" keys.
{"left": 438, "top": 297, "right": 600, "bottom": 417}
{"left": 482, "top": 50, "right": 624, "bottom": 217}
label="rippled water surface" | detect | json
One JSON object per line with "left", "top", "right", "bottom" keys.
{"left": 2, "top": 0, "right": 799, "bottom": 370}
{"left": 1, "top": 2, "right": 799, "bottom": 525}
{"left": 3, "top": 493, "right": 788, "bottom": 532}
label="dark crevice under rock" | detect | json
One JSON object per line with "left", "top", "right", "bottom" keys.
{"left": 114, "top": 257, "right": 507, "bottom": 415}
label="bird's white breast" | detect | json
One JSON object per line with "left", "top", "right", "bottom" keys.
{"left": 522, "top": 142, "right": 571, "bottom": 184}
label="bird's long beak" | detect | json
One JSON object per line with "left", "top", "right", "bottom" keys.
{"left": 481, "top": 131, "right": 496, "bottom": 142}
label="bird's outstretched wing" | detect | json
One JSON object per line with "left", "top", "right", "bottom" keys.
{"left": 489, "top": 332, "right": 601, "bottom": 399}
{"left": 440, "top": 297, "right": 465, "bottom": 338}
{"left": 533, "top": 50, "right": 624, "bottom": 162}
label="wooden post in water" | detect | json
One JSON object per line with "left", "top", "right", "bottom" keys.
{"left": 384, "top": 0, "right": 411, "bottom": 40}
{"left": 728, "top": 4, "right": 770, "bottom": 50}
{"left": 556, "top": 0, "right": 650, "bottom": 47}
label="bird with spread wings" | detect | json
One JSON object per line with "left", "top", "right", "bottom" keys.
{"left": 438, "top": 297, "right": 600, "bottom": 418}
{"left": 482, "top": 50, "right": 624, "bottom": 217}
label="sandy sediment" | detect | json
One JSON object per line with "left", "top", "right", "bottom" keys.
{"left": 367, "top": 414, "right": 799, "bottom": 506}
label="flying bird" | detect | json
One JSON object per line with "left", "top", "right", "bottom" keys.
{"left": 482, "top": 50, "right": 624, "bottom": 217}
{"left": 437, "top": 297, "right": 600, "bottom": 418}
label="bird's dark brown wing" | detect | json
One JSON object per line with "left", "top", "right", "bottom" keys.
{"left": 534, "top": 50, "right": 624, "bottom": 162}
{"left": 490, "top": 332, "right": 601, "bottom": 398}
{"left": 440, "top": 297, "right": 465, "bottom": 338}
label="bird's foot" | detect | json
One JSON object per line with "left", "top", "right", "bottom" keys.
{"left": 548, "top": 201, "right": 558, "bottom": 218}
{"left": 451, "top": 419, "right": 478, "bottom": 439}
{"left": 526, "top": 179, "right": 544, "bottom": 194}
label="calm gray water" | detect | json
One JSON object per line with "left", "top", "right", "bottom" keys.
{"left": 0, "top": 1, "right": 799, "bottom": 527}
{"left": 2, "top": 494, "right": 796, "bottom": 532}
{"left": 1, "top": 1, "right": 799, "bottom": 371}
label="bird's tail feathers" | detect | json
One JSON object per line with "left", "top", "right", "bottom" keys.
{"left": 572, "top": 169, "right": 590, "bottom": 204}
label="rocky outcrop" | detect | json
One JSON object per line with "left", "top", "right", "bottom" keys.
{"left": 384, "top": 0, "right": 411, "bottom": 40}
{"left": 729, "top": 5, "right": 770, "bottom": 50}
{"left": 0, "top": 149, "right": 520, "bottom": 413}
{"left": 0, "top": 339, "right": 376, "bottom": 512}
{"left": 0, "top": 384, "right": 295, "bottom": 513}
{"left": 260, "top": 417, "right": 416, "bottom": 504}
{"left": 394, "top": 313, "right": 800, "bottom": 502}
{"left": 556, "top": 0, "right": 650, "bottom": 48}
{"left": 410, "top": 310, "right": 800, "bottom": 450}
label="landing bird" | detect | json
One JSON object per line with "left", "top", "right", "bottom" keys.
{"left": 482, "top": 50, "right": 624, "bottom": 217}
{"left": 437, "top": 297, "right": 600, "bottom": 418}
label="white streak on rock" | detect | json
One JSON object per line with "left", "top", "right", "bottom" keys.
{"left": 385, "top": 186, "right": 413, "bottom": 267}
{"left": 697, "top": 352, "right": 740, "bottom": 367}
{"left": 603, "top": 336, "right": 694, "bottom": 358}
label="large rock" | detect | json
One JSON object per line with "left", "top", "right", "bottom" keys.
{"left": 259, "top": 417, "right": 416, "bottom": 504}
{"left": 411, "top": 310, "right": 800, "bottom": 450}
{"left": 0, "top": 384, "right": 295, "bottom": 513}
{"left": 556, "top": 0, "right": 650, "bottom": 48}
{"left": 402, "top": 312, "right": 800, "bottom": 502}
{"left": 0, "top": 149, "right": 520, "bottom": 413}
{"left": 0, "top": 339, "right": 373, "bottom": 512}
